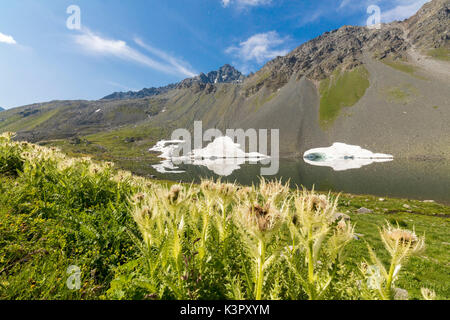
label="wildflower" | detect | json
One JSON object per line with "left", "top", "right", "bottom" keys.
{"left": 168, "top": 185, "right": 182, "bottom": 203}
{"left": 201, "top": 180, "right": 217, "bottom": 193}
{"left": 386, "top": 229, "right": 418, "bottom": 247}
{"left": 421, "top": 288, "right": 436, "bottom": 300}
{"left": 219, "top": 183, "right": 236, "bottom": 197}
{"left": 0, "top": 132, "right": 15, "bottom": 141}
{"left": 381, "top": 225, "right": 425, "bottom": 256}
{"left": 104, "top": 162, "right": 114, "bottom": 168}
{"left": 393, "top": 287, "right": 409, "bottom": 300}
{"left": 140, "top": 206, "right": 152, "bottom": 219}
{"left": 237, "top": 201, "right": 284, "bottom": 238}
{"left": 236, "top": 186, "right": 253, "bottom": 198}
{"left": 259, "top": 178, "right": 290, "bottom": 205}
{"left": 309, "top": 194, "right": 329, "bottom": 212}
{"left": 132, "top": 193, "right": 145, "bottom": 204}
{"left": 337, "top": 219, "right": 347, "bottom": 232}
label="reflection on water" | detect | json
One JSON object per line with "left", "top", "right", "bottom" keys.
{"left": 303, "top": 143, "right": 394, "bottom": 171}
{"left": 150, "top": 137, "right": 270, "bottom": 175}
{"left": 304, "top": 157, "right": 393, "bottom": 171}
{"left": 144, "top": 139, "right": 449, "bottom": 203}
{"left": 158, "top": 158, "right": 271, "bottom": 176}
{"left": 142, "top": 158, "right": 450, "bottom": 204}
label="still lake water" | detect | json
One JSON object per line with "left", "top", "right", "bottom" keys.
{"left": 143, "top": 158, "right": 450, "bottom": 205}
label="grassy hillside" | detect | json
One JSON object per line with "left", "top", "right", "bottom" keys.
{"left": 319, "top": 66, "right": 370, "bottom": 128}
{"left": 1, "top": 133, "right": 448, "bottom": 300}
{"left": 427, "top": 48, "right": 450, "bottom": 61}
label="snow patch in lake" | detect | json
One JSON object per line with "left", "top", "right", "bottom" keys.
{"left": 303, "top": 143, "right": 393, "bottom": 171}
{"left": 149, "top": 136, "right": 269, "bottom": 176}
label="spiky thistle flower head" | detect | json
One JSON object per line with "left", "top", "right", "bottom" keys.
{"left": 131, "top": 192, "right": 146, "bottom": 204}
{"left": 236, "top": 201, "right": 285, "bottom": 239}
{"left": 308, "top": 194, "right": 329, "bottom": 212}
{"left": 218, "top": 183, "right": 237, "bottom": 197}
{"left": 293, "top": 190, "right": 336, "bottom": 227}
{"left": 421, "top": 287, "right": 436, "bottom": 300}
{"left": 258, "top": 178, "right": 290, "bottom": 207}
{"left": 0, "top": 131, "right": 15, "bottom": 142}
{"left": 200, "top": 180, "right": 237, "bottom": 204}
{"left": 235, "top": 186, "right": 257, "bottom": 203}
{"left": 89, "top": 163, "right": 104, "bottom": 175}
{"left": 111, "top": 170, "right": 133, "bottom": 183}
{"left": 381, "top": 224, "right": 425, "bottom": 259}
{"left": 200, "top": 179, "right": 218, "bottom": 193}
{"left": 168, "top": 184, "right": 183, "bottom": 204}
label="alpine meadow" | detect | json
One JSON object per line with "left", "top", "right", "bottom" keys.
{"left": 0, "top": 0, "right": 449, "bottom": 303}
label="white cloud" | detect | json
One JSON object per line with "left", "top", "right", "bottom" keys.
{"left": 381, "top": 0, "right": 431, "bottom": 22}
{"left": 74, "top": 29, "right": 196, "bottom": 78}
{"left": 0, "top": 32, "right": 17, "bottom": 45}
{"left": 226, "top": 31, "right": 289, "bottom": 68}
{"left": 222, "top": 0, "right": 271, "bottom": 8}
{"left": 225, "top": 31, "right": 289, "bottom": 73}
{"left": 134, "top": 38, "right": 196, "bottom": 78}
{"left": 338, "top": 0, "right": 352, "bottom": 10}
{"left": 226, "top": 31, "right": 290, "bottom": 74}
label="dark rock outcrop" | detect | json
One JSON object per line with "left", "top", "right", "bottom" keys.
{"left": 102, "top": 84, "right": 177, "bottom": 100}
{"left": 102, "top": 64, "right": 244, "bottom": 99}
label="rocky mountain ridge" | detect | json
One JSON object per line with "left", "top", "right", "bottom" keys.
{"left": 242, "top": 0, "right": 448, "bottom": 95}
{"left": 1, "top": 0, "right": 448, "bottom": 162}
{"left": 102, "top": 64, "right": 244, "bottom": 100}
{"left": 103, "top": 0, "right": 448, "bottom": 100}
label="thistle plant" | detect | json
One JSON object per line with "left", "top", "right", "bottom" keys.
{"left": 421, "top": 287, "right": 436, "bottom": 300}
{"left": 258, "top": 178, "right": 290, "bottom": 208}
{"left": 2, "top": 133, "right": 438, "bottom": 300}
{"left": 234, "top": 198, "right": 286, "bottom": 300}
{"left": 364, "top": 223, "right": 425, "bottom": 300}
{"left": 285, "top": 190, "right": 354, "bottom": 300}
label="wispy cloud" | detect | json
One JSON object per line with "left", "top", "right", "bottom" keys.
{"left": 226, "top": 31, "right": 290, "bottom": 73}
{"left": 134, "top": 38, "right": 196, "bottom": 78}
{"left": 222, "top": 0, "right": 272, "bottom": 8}
{"left": 338, "top": 0, "right": 352, "bottom": 10}
{"left": 0, "top": 32, "right": 17, "bottom": 45}
{"left": 73, "top": 29, "right": 196, "bottom": 78}
{"left": 381, "top": 0, "right": 430, "bottom": 22}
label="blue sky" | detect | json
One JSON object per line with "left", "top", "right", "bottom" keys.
{"left": 0, "top": 0, "right": 429, "bottom": 109}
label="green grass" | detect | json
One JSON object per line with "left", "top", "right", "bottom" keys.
{"left": 39, "top": 124, "right": 168, "bottom": 174}
{"left": 319, "top": 66, "right": 370, "bottom": 128}
{"left": 335, "top": 194, "right": 449, "bottom": 299}
{"left": 381, "top": 58, "right": 428, "bottom": 80}
{"left": 385, "top": 83, "right": 419, "bottom": 104}
{"left": 0, "top": 108, "right": 62, "bottom": 132}
{"left": 382, "top": 58, "right": 417, "bottom": 75}
{"left": 427, "top": 48, "right": 450, "bottom": 62}
{"left": 0, "top": 134, "right": 448, "bottom": 300}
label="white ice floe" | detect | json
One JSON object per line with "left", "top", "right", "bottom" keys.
{"left": 303, "top": 143, "right": 393, "bottom": 171}
{"left": 149, "top": 140, "right": 186, "bottom": 159}
{"left": 149, "top": 136, "right": 269, "bottom": 176}
{"left": 191, "top": 136, "right": 268, "bottom": 160}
